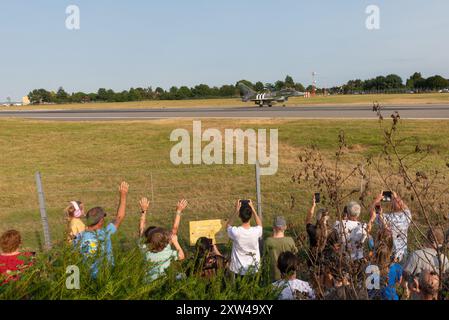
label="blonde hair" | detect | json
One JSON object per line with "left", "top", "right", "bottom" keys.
{"left": 65, "top": 201, "right": 83, "bottom": 219}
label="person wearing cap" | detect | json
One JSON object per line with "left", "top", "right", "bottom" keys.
{"left": 65, "top": 200, "right": 86, "bottom": 243}
{"left": 265, "top": 216, "right": 297, "bottom": 282}
{"left": 74, "top": 182, "right": 129, "bottom": 279}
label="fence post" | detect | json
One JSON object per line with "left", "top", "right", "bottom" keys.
{"left": 35, "top": 172, "right": 52, "bottom": 250}
{"left": 255, "top": 162, "right": 263, "bottom": 221}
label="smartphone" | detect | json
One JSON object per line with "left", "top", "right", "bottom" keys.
{"left": 314, "top": 193, "right": 321, "bottom": 204}
{"left": 382, "top": 191, "right": 393, "bottom": 202}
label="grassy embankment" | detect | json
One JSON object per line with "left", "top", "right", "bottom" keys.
{"left": 1, "top": 93, "right": 448, "bottom": 111}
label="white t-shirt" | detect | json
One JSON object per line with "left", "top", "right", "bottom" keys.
{"left": 227, "top": 225, "right": 262, "bottom": 275}
{"left": 273, "top": 279, "right": 316, "bottom": 300}
{"left": 334, "top": 220, "right": 368, "bottom": 261}
{"left": 403, "top": 247, "right": 449, "bottom": 276}
{"left": 376, "top": 209, "right": 412, "bottom": 261}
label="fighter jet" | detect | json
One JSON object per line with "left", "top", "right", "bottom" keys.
{"left": 238, "top": 82, "right": 306, "bottom": 107}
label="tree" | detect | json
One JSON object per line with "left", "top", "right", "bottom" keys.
{"left": 219, "top": 85, "right": 236, "bottom": 97}
{"left": 178, "top": 86, "right": 193, "bottom": 99}
{"left": 128, "top": 88, "right": 142, "bottom": 101}
{"left": 155, "top": 87, "right": 165, "bottom": 96}
{"left": 284, "top": 75, "right": 295, "bottom": 88}
{"left": 406, "top": 72, "right": 424, "bottom": 89}
{"left": 294, "top": 83, "right": 306, "bottom": 92}
{"left": 56, "top": 87, "right": 69, "bottom": 103}
{"left": 71, "top": 92, "right": 89, "bottom": 103}
{"left": 374, "top": 76, "right": 387, "bottom": 90}
{"left": 144, "top": 87, "right": 154, "bottom": 99}
{"left": 274, "top": 80, "right": 285, "bottom": 91}
{"left": 192, "top": 84, "right": 212, "bottom": 98}
{"left": 425, "top": 75, "right": 449, "bottom": 90}
{"left": 97, "top": 88, "right": 108, "bottom": 101}
{"left": 106, "top": 89, "right": 116, "bottom": 102}
{"left": 28, "top": 89, "right": 51, "bottom": 104}
{"left": 385, "top": 74, "right": 403, "bottom": 89}
{"left": 254, "top": 81, "right": 265, "bottom": 92}
{"left": 343, "top": 79, "right": 364, "bottom": 93}
{"left": 168, "top": 86, "right": 179, "bottom": 100}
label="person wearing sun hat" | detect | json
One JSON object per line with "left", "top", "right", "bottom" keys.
{"left": 74, "top": 182, "right": 129, "bottom": 279}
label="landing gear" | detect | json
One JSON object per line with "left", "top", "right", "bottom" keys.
{"left": 268, "top": 104, "right": 273, "bottom": 108}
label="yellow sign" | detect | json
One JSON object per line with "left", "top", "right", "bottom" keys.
{"left": 189, "top": 219, "right": 229, "bottom": 246}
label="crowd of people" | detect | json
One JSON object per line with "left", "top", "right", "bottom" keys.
{"left": 1, "top": 181, "right": 448, "bottom": 300}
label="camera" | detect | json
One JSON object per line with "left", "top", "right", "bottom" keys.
{"left": 240, "top": 200, "right": 250, "bottom": 207}
{"left": 382, "top": 191, "right": 393, "bottom": 202}
{"left": 314, "top": 193, "right": 321, "bottom": 204}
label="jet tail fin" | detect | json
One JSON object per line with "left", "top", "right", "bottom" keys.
{"left": 238, "top": 82, "right": 256, "bottom": 102}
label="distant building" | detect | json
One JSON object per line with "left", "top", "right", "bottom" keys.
{"left": 22, "top": 96, "right": 30, "bottom": 105}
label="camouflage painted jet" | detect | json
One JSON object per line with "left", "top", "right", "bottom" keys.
{"left": 238, "top": 82, "right": 306, "bottom": 107}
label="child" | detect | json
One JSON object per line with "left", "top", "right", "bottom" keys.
{"left": 265, "top": 216, "right": 298, "bottom": 281}
{"left": 305, "top": 196, "right": 330, "bottom": 265}
{"left": 0, "top": 230, "right": 35, "bottom": 285}
{"left": 365, "top": 228, "right": 403, "bottom": 300}
{"left": 139, "top": 198, "right": 187, "bottom": 282}
{"left": 74, "top": 182, "right": 129, "bottom": 279}
{"left": 191, "top": 237, "right": 228, "bottom": 278}
{"left": 65, "top": 200, "right": 86, "bottom": 242}
{"left": 273, "top": 251, "right": 316, "bottom": 300}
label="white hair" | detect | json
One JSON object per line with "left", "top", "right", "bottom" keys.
{"left": 347, "top": 201, "right": 361, "bottom": 218}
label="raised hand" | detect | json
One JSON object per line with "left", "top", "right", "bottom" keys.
{"left": 374, "top": 191, "right": 384, "bottom": 204}
{"left": 235, "top": 199, "right": 242, "bottom": 214}
{"left": 119, "top": 181, "right": 129, "bottom": 197}
{"left": 248, "top": 199, "right": 257, "bottom": 214}
{"left": 176, "top": 199, "right": 188, "bottom": 214}
{"left": 139, "top": 197, "right": 150, "bottom": 213}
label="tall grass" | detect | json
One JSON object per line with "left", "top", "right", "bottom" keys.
{"left": 0, "top": 238, "right": 280, "bottom": 300}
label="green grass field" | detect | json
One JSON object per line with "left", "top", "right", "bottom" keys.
{"left": 1, "top": 118, "right": 449, "bottom": 251}
{"left": 1, "top": 117, "right": 449, "bottom": 300}
{"left": 1, "top": 93, "right": 449, "bottom": 111}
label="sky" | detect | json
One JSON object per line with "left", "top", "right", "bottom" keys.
{"left": 1, "top": 0, "right": 449, "bottom": 100}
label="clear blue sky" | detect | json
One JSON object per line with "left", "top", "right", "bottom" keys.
{"left": 1, "top": 0, "right": 448, "bottom": 100}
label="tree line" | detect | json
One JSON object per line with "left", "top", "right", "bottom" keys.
{"left": 27, "top": 75, "right": 305, "bottom": 105}
{"left": 27, "top": 73, "right": 448, "bottom": 104}
{"left": 334, "top": 72, "right": 449, "bottom": 94}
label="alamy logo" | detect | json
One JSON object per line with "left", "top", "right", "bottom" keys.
{"left": 66, "top": 5, "right": 80, "bottom": 30}
{"left": 365, "top": 265, "right": 380, "bottom": 290}
{"left": 66, "top": 265, "right": 80, "bottom": 290}
{"left": 365, "top": 5, "right": 380, "bottom": 30}
{"left": 170, "top": 121, "right": 278, "bottom": 176}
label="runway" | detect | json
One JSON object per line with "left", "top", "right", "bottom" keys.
{"left": 1, "top": 104, "right": 449, "bottom": 121}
